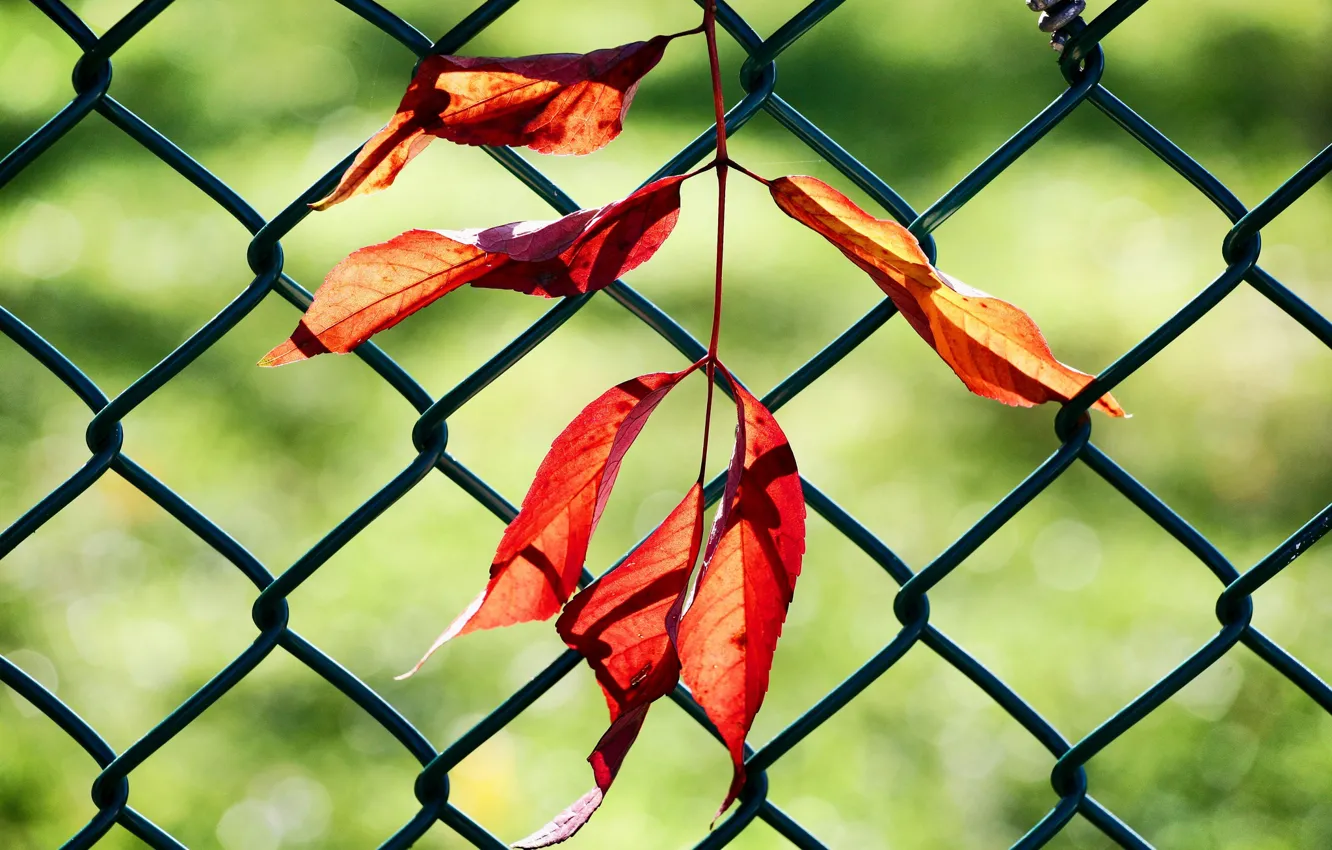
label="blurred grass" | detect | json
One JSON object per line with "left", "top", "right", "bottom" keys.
{"left": 2, "top": 1, "right": 1330, "bottom": 848}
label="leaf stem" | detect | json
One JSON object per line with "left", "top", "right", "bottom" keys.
{"left": 667, "top": 23, "right": 707, "bottom": 40}
{"left": 727, "top": 159, "right": 770, "bottom": 186}
{"left": 684, "top": 159, "right": 720, "bottom": 180}
{"left": 698, "top": 0, "right": 728, "bottom": 486}
{"left": 703, "top": 1, "right": 727, "bottom": 163}
{"left": 708, "top": 167, "right": 727, "bottom": 361}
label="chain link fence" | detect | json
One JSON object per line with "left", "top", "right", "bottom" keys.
{"left": 2, "top": 0, "right": 1330, "bottom": 847}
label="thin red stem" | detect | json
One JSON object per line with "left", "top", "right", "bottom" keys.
{"left": 698, "top": 0, "right": 728, "bottom": 485}
{"left": 666, "top": 23, "right": 707, "bottom": 39}
{"left": 682, "top": 158, "right": 720, "bottom": 180}
{"left": 703, "top": 1, "right": 728, "bottom": 162}
{"left": 698, "top": 371, "right": 715, "bottom": 485}
{"left": 698, "top": 165, "right": 727, "bottom": 484}
{"left": 728, "top": 160, "right": 770, "bottom": 185}
{"left": 707, "top": 168, "right": 728, "bottom": 359}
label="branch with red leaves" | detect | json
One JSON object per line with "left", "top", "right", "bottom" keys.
{"left": 263, "top": 2, "right": 1124, "bottom": 844}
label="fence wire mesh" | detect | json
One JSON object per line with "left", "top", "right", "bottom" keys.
{"left": 2, "top": 0, "right": 1331, "bottom": 848}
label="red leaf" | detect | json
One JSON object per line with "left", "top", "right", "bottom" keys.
{"left": 769, "top": 175, "right": 1125, "bottom": 416}
{"left": 469, "top": 174, "right": 686, "bottom": 298}
{"left": 559, "top": 484, "right": 703, "bottom": 719}
{"left": 400, "top": 369, "right": 694, "bottom": 677}
{"left": 516, "top": 485, "right": 704, "bottom": 848}
{"left": 261, "top": 175, "right": 686, "bottom": 366}
{"left": 312, "top": 37, "right": 678, "bottom": 210}
{"left": 675, "top": 379, "right": 805, "bottom": 819}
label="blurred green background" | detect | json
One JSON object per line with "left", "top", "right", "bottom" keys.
{"left": 2, "top": 1, "right": 1331, "bottom": 848}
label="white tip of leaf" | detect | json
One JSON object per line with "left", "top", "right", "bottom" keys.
{"left": 511, "top": 787, "right": 604, "bottom": 848}
{"left": 394, "top": 589, "right": 487, "bottom": 680}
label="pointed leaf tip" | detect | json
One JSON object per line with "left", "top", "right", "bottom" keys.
{"left": 395, "top": 589, "right": 486, "bottom": 678}
{"left": 258, "top": 320, "right": 330, "bottom": 367}
{"left": 512, "top": 788, "right": 604, "bottom": 849}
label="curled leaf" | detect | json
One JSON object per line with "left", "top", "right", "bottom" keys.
{"left": 512, "top": 703, "right": 647, "bottom": 849}
{"left": 261, "top": 175, "right": 686, "bottom": 366}
{"left": 517, "top": 485, "right": 704, "bottom": 847}
{"left": 769, "top": 175, "right": 1124, "bottom": 416}
{"left": 400, "top": 368, "right": 694, "bottom": 678}
{"left": 313, "top": 36, "right": 679, "bottom": 209}
{"left": 468, "top": 174, "right": 686, "bottom": 298}
{"left": 675, "top": 378, "right": 805, "bottom": 819}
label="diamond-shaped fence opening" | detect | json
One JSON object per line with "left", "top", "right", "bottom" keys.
{"left": 2, "top": 0, "right": 1330, "bottom": 848}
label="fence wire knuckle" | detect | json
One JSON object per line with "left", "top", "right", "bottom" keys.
{"left": 2, "top": 0, "right": 1330, "bottom": 848}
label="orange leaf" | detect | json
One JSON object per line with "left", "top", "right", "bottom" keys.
{"left": 675, "top": 379, "right": 805, "bottom": 819}
{"left": 516, "top": 485, "right": 704, "bottom": 848}
{"left": 312, "top": 37, "right": 677, "bottom": 210}
{"left": 769, "top": 175, "right": 1124, "bottom": 416}
{"left": 261, "top": 175, "right": 686, "bottom": 366}
{"left": 258, "top": 229, "right": 498, "bottom": 366}
{"left": 400, "top": 368, "right": 694, "bottom": 677}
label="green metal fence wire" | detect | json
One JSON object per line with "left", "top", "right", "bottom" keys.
{"left": 2, "top": 0, "right": 1330, "bottom": 847}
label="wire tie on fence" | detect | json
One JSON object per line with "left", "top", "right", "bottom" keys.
{"left": 249, "top": 590, "right": 291, "bottom": 634}
{"left": 1052, "top": 407, "right": 1093, "bottom": 446}
{"left": 413, "top": 769, "right": 450, "bottom": 808}
{"left": 1220, "top": 226, "right": 1263, "bottom": 271}
{"left": 1026, "top": 0, "right": 1087, "bottom": 51}
{"left": 70, "top": 53, "right": 112, "bottom": 96}
{"left": 83, "top": 412, "right": 123, "bottom": 456}
{"left": 737, "top": 56, "right": 777, "bottom": 96}
{"left": 890, "top": 580, "right": 931, "bottom": 628}
{"left": 88, "top": 772, "right": 129, "bottom": 812}
{"left": 1214, "top": 587, "right": 1255, "bottom": 634}
{"left": 1048, "top": 760, "right": 1088, "bottom": 811}
{"left": 411, "top": 423, "right": 449, "bottom": 455}
{"left": 246, "top": 237, "right": 284, "bottom": 278}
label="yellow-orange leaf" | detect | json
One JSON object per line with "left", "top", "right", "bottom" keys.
{"left": 769, "top": 175, "right": 1124, "bottom": 416}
